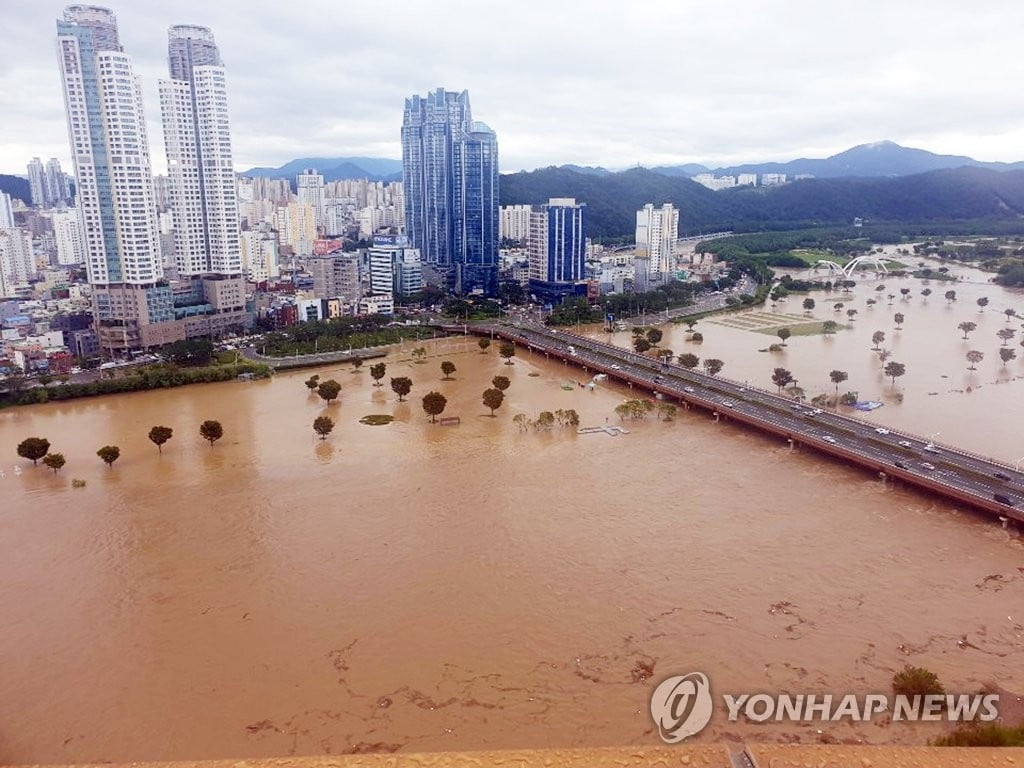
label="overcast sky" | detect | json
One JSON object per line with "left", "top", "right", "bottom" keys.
{"left": 3, "top": 1, "right": 1024, "bottom": 176}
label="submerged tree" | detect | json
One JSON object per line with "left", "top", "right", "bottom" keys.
{"left": 677, "top": 353, "right": 699, "bottom": 369}
{"left": 499, "top": 342, "right": 516, "bottom": 365}
{"left": 317, "top": 379, "right": 342, "bottom": 404}
{"left": 16, "top": 437, "right": 50, "bottom": 465}
{"left": 482, "top": 388, "right": 505, "bottom": 416}
{"left": 771, "top": 367, "right": 794, "bottom": 393}
{"left": 96, "top": 445, "right": 120, "bottom": 467}
{"left": 966, "top": 350, "right": 984, "bottom": 370}
{"left": 390, "top": 376, "right": 413, "bottom": 402}
{"left": 199, "top": 420, "right": 224, "bottom": 446}
{"left": 148, "top": 425, "right": 173, "bottom": 454}
{"left": 884, "top": 361, "right": 906, "bottom": 387}
{"left": 370, "top": 362, "right": 387, "bottom": 386}
{"left": 42, "top": 453, "right": 66, "bottom": 474}
{"left": 703, "top": 358, "right": 724, "bottom": 377}
{"left": 829, "top": 369, "right": 848, "bottom": 395}
{"left": 421, "top": 391, "right": 447, "bottom": 423}
{"left": 313, "top": 415, "right": 335, "bottom": 439}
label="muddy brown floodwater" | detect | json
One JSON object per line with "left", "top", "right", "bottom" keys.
{"left": 1, "top": 300, "right": 1023, "bottom": 764}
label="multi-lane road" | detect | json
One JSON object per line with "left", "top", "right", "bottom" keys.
{"left": 454, "top": 320, "right": 1024, "bottom": 524}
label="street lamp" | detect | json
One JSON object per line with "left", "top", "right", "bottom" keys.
{"left": 1015, "top": 455, "right": 1024, "bottom": 472}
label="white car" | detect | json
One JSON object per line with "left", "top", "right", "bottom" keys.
{"left": 898, "top": 440, "right": 913, "bottom": 448}
{"left": 921, "top": 462, "right": 936, "bottom": 471}
{"left": 684, "top": 386, "right": 695, "bottom": 393}
{"left": 923, "top": 444, "right": 940, "bottom": 454}
{"left": 875, "top": 428, "right": 891, "bottom": 435}
{"left": 722, "top": 401, "right": 735, "bottom": 408}
{"left": 822, "top": 436, "right": 838, "bottom": 444}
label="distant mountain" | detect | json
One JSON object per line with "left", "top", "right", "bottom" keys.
{"left": 649, "top": 163, "right": 710, "bottom": 177}
{"left": 0, "top": 174, "right": 30, "bottom": 204}
{"left": 701, "top": 141, "right": 1024, "bottom": 180}
{"left": 241, "top": 156, "right": 402, "bottom": 183}
{"left": 500, "top": 164, "right": 1024, "bottom": 239}
{"left": 556, "top": 164, "right": 613, "bottom": 176}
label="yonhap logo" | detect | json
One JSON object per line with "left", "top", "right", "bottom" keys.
{"left": 650, "top": 672, "right": 714, "bottom": 743}
{"left": 649, "top": 671, "right": 1001, "bottom": 744}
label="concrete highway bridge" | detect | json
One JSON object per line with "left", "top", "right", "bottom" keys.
{"left": 441, "top": 321, "right": 1024, "bottom": 525}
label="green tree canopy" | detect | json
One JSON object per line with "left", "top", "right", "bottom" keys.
{"left": 499, "top": 342, "right": 516, "bottom": 364}
{"left": 42, "top": 453, "right": 66, "bottom": 473}
{"left": 771, "top": 367, "right": 794, "bottom": 393}
{"left": 317, "top": 379, "right": 342, "bottom": 404}
{"left": 422, "top": 391, "right": 448, "bottom": 422}
{"left": 703, "top": 358, "right": 724, "bottom": 376}
{"left": 883, "top": 361, "right": 906, "bottom": 386}
{"left": 199, "top": 420, "right": 224, "bottom": 445}
{"left": 370, "top": 362, "right": 386, "bottom": 386}
{"left": 17, "top": 437, "right": 50, "bottom": 465}
{"left": 313, "top": 415, "right": 335, "bottom": 439}
{"left": 148, "top": 425, "right": 173, "bottom": 453}
{"left": 482, "top": 388, "right": 505, "bottom": 416}
{"left": 96, "top": 445, "right": 120, "bottom": 467}
{"left": 390, "top": 376, "right": 412, "bottom": 401}
{"left": 677, "top": 353, "right": 699, "bottom": 369}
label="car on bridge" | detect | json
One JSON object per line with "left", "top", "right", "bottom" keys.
{"left": 921, "top": 462, "right": 936, "bottom": 471}
{"left": 898, "top": 440, "right": 913, "bottom": 448}
{"left": 874, "top": 428, "right": 891, "bottom": 435}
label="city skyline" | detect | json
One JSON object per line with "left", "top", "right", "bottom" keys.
{"left": 4, "top": 1, "right": 1024, "bottom": 175}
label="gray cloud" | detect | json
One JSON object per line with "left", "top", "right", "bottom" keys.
{"left": 3, "top": 1, "right": 1024, "bottom": 175}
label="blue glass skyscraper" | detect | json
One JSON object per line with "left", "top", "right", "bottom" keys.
{"left": 401, "top": 88, "right": 498, "bottom": 295}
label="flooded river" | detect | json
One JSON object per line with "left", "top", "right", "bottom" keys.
{"left": 2, "top": 287, "right": 1023, "bottom": 763}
